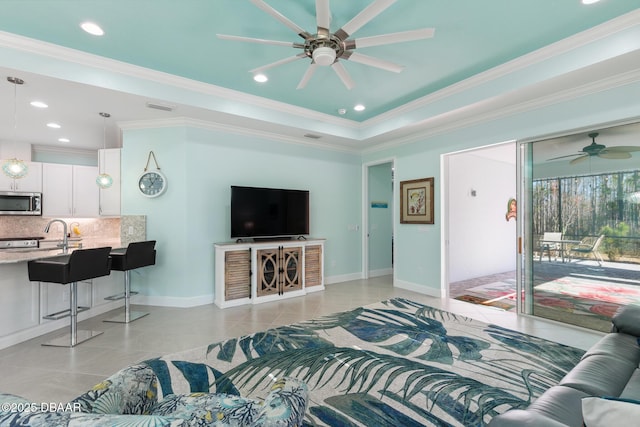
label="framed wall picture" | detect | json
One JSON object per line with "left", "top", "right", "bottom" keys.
{"left": 400, "top": 177, "right": 434, "bottom": 224}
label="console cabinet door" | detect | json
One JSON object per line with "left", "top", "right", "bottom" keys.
{"left": 257, "top": 248, "right": 280, "bottom": 298}
{"left": 282, "top": 247, "right": 302, "bottom": 293}
{"left": 225, "top": 250, "right": 251, "bottom": 301}
{"left": 304, "top": 245, "right": 323, "bottom": 288}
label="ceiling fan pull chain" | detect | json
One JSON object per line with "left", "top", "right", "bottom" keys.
{"left": 144, "top": 151, "right": 161, "bottom": 172}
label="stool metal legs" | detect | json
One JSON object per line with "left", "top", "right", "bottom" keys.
{"left": 42, "top": 281, "right": 103, "bottom": 347}
{"left": 104, "top": 271, "right": 149, "bottom": 323}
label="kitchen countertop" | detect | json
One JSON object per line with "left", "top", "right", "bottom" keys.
{"left": 0, "top": 238, "right": 122, "bottom": 264}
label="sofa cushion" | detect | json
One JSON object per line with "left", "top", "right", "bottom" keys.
{"left": 582, "top": 396, "right": 640, "bottom": 427}
{"left": 71, "top": 364, "right": 159, "bottom": 415}
{"left": 151, "top": 393, "right": 263, "bottom": 426}
{"left": 581, "top": 333, "right": 640, "bottom": 365}
{"left": 560, "top": 354, "right": 636, "bottom": 397}
{"left": 488, "top": 385, "right": 588, "bottom": 427}
{"left": 620, "top": 369, "right": 640, "bottom": 400}
{"left": 611, "top": 305, "right": 640, "bottom": 336}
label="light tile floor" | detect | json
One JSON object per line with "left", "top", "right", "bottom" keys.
{"left": 0, "top": 276, "right": 604, "bottom": 404}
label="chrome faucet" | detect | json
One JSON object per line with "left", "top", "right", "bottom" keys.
{"left": 44, "top": 219, "right": 68, "bottom": 253}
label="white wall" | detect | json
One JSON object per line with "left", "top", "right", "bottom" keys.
{"left": 447, "top": 146, "right": 517, "bottom": 282}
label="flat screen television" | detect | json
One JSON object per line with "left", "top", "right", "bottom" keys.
{"left": 230, "top": 186, "right": 309, "bottom": 239}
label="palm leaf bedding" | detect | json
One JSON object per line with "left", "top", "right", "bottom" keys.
{"left": 144, "top": 298, "right": 583, "bottom": 426}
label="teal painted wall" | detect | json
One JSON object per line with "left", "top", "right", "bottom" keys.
{"left": 121, "top": 125, "right": 362, "bottom": 300}
{"left": 363, "top": 80, "right": 640, "bottom": 295}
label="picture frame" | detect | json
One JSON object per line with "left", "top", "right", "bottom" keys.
{"left": 400, "top": 177, "right": 434, "bottom": 224}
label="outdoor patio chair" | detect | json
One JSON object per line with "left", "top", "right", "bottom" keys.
{"left": 570, "top": 234, "right": 605, "bottom": 266}
{"left": 539, "top": 232, "right": 563, "bottom": 261}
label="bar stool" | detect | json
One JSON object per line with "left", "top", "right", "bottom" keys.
{"left": 28, "top": 247, "right": 112, "bottom": 347}
{"left": 104, "top": 240, "right": 156, "bottom": 323}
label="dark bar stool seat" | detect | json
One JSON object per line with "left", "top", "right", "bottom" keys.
{"left": 104, "top": 240, "right": 156, "bottom": 323}
{"left": 28, "top": 247, "right": 112, "bottom": 347}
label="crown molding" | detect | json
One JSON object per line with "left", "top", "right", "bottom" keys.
{"left": 363, "top": 9, "right": 640, "bottom": 130}
{"left": 119, "top": 117, "right": 362, "bottom": 154}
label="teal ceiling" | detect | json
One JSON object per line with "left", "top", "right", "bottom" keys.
{"left": 0, "top": 0, "right": 637, "bottom": 122}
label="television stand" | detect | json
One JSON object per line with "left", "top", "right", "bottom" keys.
{"left": 214, "top": 238, "right": 325, "bottom": 309}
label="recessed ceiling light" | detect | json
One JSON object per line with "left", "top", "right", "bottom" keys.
{"left": 354, "top": 104, "right": 366, "bottom": 112}
{"left": 80, "top": 21, "right": 104, "bottom": 36}
{"left": 253, "top": 73, "right": 268, "bottom": 83}
{"left": 58, "top": 138, "right": 70, "bottom": 143}
{"left": 338, "top": 108, "right": 347, "bottom": 115}
{"left": 30, "top": 101, "right": 48, "bottom": 108}
{"left": 47, "top": 122, "right": 61, "bottom": 129}
{"left": 581, "top": 0, "right": 600, "bottom": 4}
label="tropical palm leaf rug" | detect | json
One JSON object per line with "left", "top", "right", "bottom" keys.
{"left": 144, "top": 298, "right": 584, "bottom": 426}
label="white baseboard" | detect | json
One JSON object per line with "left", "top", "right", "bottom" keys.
{"left": 394, "top": 279, "right": 442, "bottom": 297}
{"left": 132, "top": 294, "right": 215, "bottom": 308}
{"left": 324, "top": 272, "right": 364, "bottom": 285}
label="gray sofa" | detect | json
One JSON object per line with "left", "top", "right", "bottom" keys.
{"left": 489, "top": 304, "right": 640, "bottom": 427}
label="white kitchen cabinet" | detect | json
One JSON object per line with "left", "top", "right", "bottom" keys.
{"left": 98, "top": 148, "right": 121, "bottom": 216}
{"left": 42, "top": 163, "right": 99, "bottom": 217}
{"left": 0, "top": 161, "right": 42, "bottom": 192}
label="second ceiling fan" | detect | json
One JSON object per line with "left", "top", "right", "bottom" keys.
{"left": 548, "top": 132, "right": 640, "bottom": 165}
{"left": 217, "top": 0, "right": 435, "bottom": 90}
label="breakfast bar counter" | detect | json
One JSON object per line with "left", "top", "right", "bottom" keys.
{"left": 0, "top": 238, "right": 124, "bottom": 350}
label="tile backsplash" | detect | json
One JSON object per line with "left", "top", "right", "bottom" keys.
{"left": 0, "top": 216, "right": 120, "bottom": 243}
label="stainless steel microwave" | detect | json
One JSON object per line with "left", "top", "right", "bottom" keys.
{"left": 0, "top": 191, "right": 42, "bottom": 215}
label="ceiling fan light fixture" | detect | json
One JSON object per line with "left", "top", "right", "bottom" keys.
{"left": 312, "top": 46, "right": 336, "bottom": 66}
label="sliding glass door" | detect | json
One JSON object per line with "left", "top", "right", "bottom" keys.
{"left": 519, "top": 122, "right": 640, "bottom": 331}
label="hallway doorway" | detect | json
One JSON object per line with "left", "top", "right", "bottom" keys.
{"left": 364, "top": 160, "right": 395, "bottom": 279}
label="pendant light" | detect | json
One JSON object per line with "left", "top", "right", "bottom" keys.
{"left": 2, "top": 77, "right": 29, "bottom": 179}
{"left": 95, "top": 112, "right": 113, "bottom": 188}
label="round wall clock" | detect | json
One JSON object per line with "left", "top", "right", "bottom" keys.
{"left": 138, "top": 170, "right": 167, "bottom": 198}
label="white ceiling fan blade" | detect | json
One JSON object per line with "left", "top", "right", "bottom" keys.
{"left": 569, "top": 155, "right": 590, "bottom": 165}
{"left": 250, "top": 0, "right": 309, "bottom": 38}
{"left": 331, "top": 61, "right": 355, "bottom": 90}
{"left": 336, "top": 0, "right": 396, "bottom": 39}
{"left": 297, "top": 64, "right": 318, "bottom": 89}
{"left": 250, "top": 53, "right": 307, "bottom": 74}
{"left": 217, "top": 34, "right": 296, "bottom": 48}
{"left": 598, "top": 151, "right": 632, "bottom": 160}
{"left": 352, "top": 28, "right": 435, "bottom": 49}
{"left": 603, "top": 146, "right": 640, "bottom": 152}
{"left": 316, "top": 0, "right": 331, "bottom": 32}
{"left": 342, "top": 51, "right": 403, "bottom": 73}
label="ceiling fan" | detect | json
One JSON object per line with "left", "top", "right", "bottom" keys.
{"left": 217, "top": 0, "right": 435, "bottom": 90}
{"left": 547, "top": 132, "right": 640, "bottom": 165}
